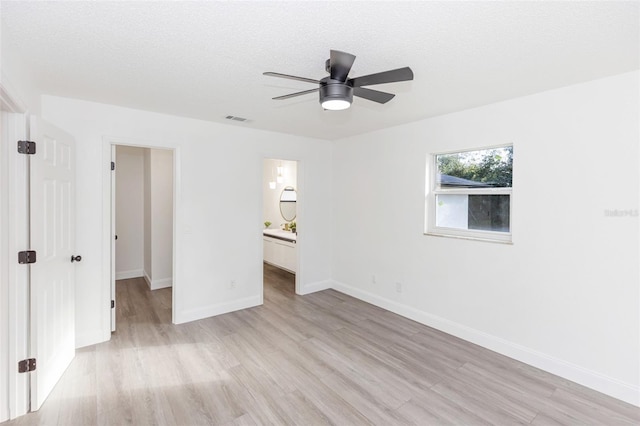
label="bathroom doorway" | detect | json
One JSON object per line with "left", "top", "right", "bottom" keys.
{"left": 262, "top": 159, "right": 298, "bottom": 295}
{"left": 111, "top": 145, "right": 174, "bottom": 331}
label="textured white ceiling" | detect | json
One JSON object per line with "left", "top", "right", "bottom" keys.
{"left": 1, "top": 1, "right": 638, "bottom": 140}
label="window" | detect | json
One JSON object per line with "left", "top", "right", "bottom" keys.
{"left": 425, "top": 145, "right": 513, "bottom": 243}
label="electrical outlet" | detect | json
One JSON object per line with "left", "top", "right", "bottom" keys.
{"left": 395, "top": 282, "right": 403, "bottom": 293}
{"left": 371, "top": 275, "right": 377, "bottom": 284}
{"left": 230, "top": 280, "right": 237, "bottom": 289}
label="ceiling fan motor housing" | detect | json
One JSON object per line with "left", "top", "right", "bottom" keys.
{"left": 319, "top": 79, "right": 354, "bottom": 107}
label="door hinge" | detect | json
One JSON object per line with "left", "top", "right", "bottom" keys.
{"left": 18, "top": 250, "right": 37, "bottom": 264}
{"left": 17, "top": 140, "right": 36, "bottom": 155}
{"left": 111, "top": 161, "right": 115, "bottom": 171}
{"left": 111, "top": 300, "right": 115, "bottom": 309}
{"left": 18, "top": 358, "right": 36, "bottom": 373}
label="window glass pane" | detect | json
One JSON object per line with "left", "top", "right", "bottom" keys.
{"left": 436, "top": 146, "right": 513, "bottom": 189}
{"left": 468, "top": 195, "right": 510, "bottom": 232}
{"left": 436, "top": 194, "right": 510, "bottom": 233}
{"left": 435, "top": 194, "right": 468, "bottom": 229}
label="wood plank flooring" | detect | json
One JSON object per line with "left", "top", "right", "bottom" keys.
{"left": 5, "top": 263, "right": 639, "bottom": 425}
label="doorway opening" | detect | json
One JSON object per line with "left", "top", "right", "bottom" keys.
{"left": 262, "top": 159, "right": 299, "bottom": 297}
{"left": 111, "top": 145, "right": 175, "bottom": 331}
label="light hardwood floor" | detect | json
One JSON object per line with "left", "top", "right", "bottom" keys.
{"left": 5, "top": 263, "right": 640, "bottom": 425}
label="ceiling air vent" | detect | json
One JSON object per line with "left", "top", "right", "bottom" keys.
{"left": 225, "top": 115, "right": 250, "bottom": 123}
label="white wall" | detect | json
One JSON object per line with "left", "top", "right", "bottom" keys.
{"left": 147, "top": 148, "right": 173, "bottom": 289}
{"left": 263, "top": 158, "right": 297, "bottom": 229}
{"left": 332, "top": 71, "right": 640, "bottom": 406}
{"left": 115, "top": 146, "right": 145, "bottom": 280}
{"left": 40, "top": 95, "right": 334, "bottom": 348}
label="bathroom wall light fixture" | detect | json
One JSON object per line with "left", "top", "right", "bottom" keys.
{"left": 269, "top": 165, "right": 276, "bottom": 189}
{"left": 276, "top": 165, "right": 284, "bottom": 183}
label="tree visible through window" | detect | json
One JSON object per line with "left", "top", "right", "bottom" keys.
{"left": 437, "top": 146, "right": 513, "bottom": 188}
{"left": 427, "top": 146, "right": 513, "bottom": 242}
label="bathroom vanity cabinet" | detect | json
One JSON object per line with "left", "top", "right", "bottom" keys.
{"left": 263, "top": 229, "right": 296, "bottom": 273}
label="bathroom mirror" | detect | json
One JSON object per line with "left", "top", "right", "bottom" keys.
{"left": 279, "top": 186, "right": 297, "bottom": 221}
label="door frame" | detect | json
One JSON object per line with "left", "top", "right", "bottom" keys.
{"left": 0, "top": 83, "right": 30, "bottom": 420}
{"left": 102, "top": 137, "right": 180, "bottom": 329}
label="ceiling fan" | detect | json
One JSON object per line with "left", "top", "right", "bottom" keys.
{"left": 263, "top": 50, "right": 414, "bottom": 111}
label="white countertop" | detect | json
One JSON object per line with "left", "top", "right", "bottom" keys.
{"left": 263, "top": 228, "right": 297, "bottom": 242}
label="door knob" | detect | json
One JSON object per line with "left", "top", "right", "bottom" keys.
{"left": 71, "top": 255, "right": 82, "bottom": 263}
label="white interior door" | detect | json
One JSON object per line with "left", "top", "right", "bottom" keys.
{"left": 29, "top": 118, "right": 76, "bottom": 411}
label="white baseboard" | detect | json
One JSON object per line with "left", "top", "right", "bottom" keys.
{"left": 150, "top": 277, "right": 172, "bottom": 290}
{"left": 143, "top": 271, "right": 151, "bottom": 288}
{"left": 115, "top": 269, "right": 143, "bottom": 280}
{"left": 299, "top": 279, "right": 332, "bottom": 295}
{"left": 331, "top": 280, "right": 640, "bottom": 407}
{"left": 175, "top": 295, "right": 262, "bottom": 325}
{"left": 142, "top": 271, "right": 172, "bottom": 290}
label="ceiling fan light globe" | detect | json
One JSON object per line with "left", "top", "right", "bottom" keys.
{"left": 322, "top": 99, "right": 351, "bottom": 110}
{"left": 319, "top": 84, "right": 353, "bottom": 111}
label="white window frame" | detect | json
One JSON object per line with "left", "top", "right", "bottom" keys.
{"left": 425, "top": 144, "right": 513, "bottom": 244}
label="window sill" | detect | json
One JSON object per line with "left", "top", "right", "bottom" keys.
{"left": 424, "top": 231, "right": 513, "bottom": 245}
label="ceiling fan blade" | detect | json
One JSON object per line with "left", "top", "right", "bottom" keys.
{"left": 329, "top": 50, "right": 356, "bottom": 82}
{"left": 272, "top": 87, "right": 320, "bottom": 100}
{"left": 263, "top": 72, "right": 320, "bottom": 84}
{"left": 353, "top": 87, "right": 396, "bottom": 104}
{"left": 349, "top": 67, "right": 414, "bottom": 87}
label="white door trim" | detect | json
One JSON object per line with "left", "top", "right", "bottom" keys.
{"left": 102, "top": 136, "right": 180, "bottom": 329}
{"left": 0, "top": 112, "right": 9, "bottom": 424}
{"left": 293, "top": 159, "right": 303, "bottom": 295}
{"left": 0, "top": 106, "right": 30, "bottom": 420}
{"left": 110, "top": 146, "right": 116, "bottom": 332}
